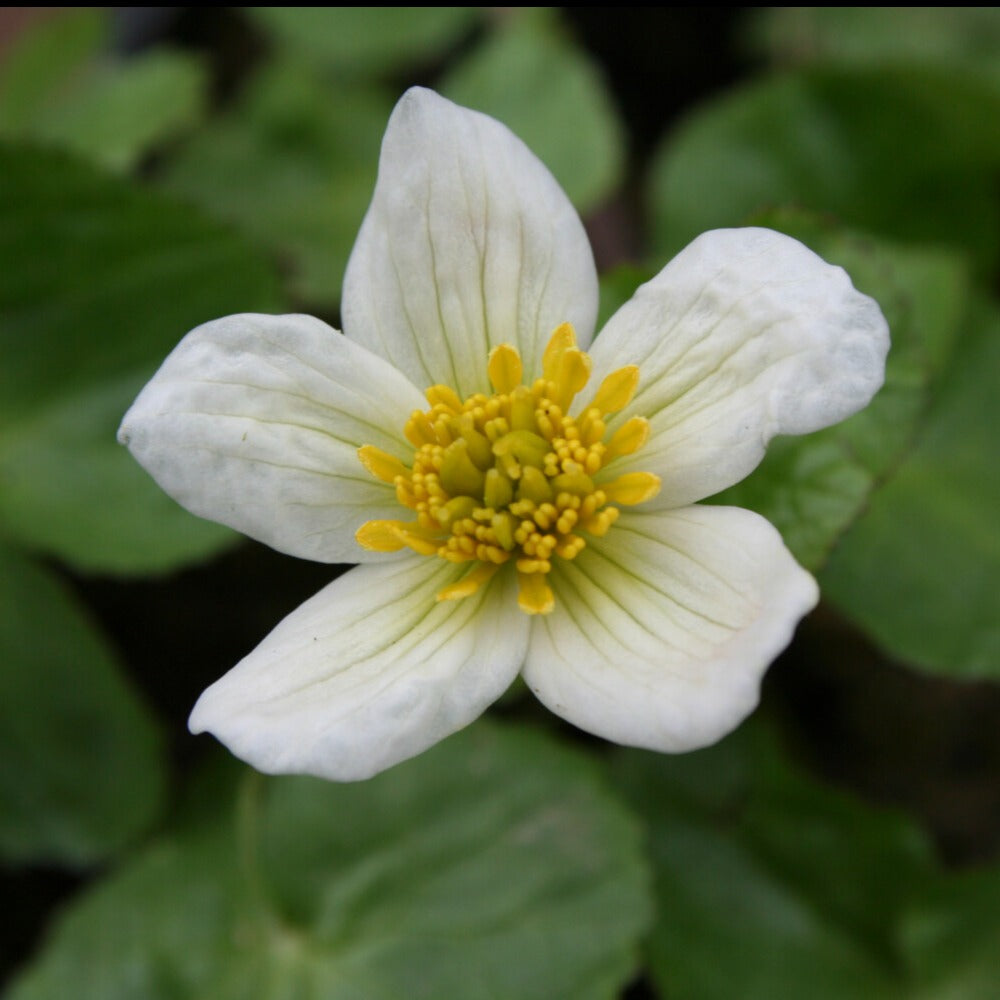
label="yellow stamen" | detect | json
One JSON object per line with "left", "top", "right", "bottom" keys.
{"left": 509, "top": 388, "right": 536, "bottom": 431}
{"left": 488, "top": 344, "right": 523, "bottom": 394}
{"left": 437, "top": 562, "right": 501, "bottom": 602}
{"left": 591, "top": 365, "right": 640, "bottom": 415}
{"left": 439, "top": 440, "right": 485, "bottom": 497}
{"left": 435, "top": 496, "right": 478, "bottom": 526}
{"left": 356, "top": 519, "right": 410, "bottom": 552}
{"left": 601, "top": 471, "right": 661, "bottom": 505}
{"left": 491, "top": 511, "right": 517, "bottom": 550}
{"left": 426, "top": 384, "right": 463, "bottom": 412}
{"left": 357, "top": 445, "right": 408, "bottom": 484}
{"left": 542, "top": 322, "right": 577, "bottom": 382}
{"left": 392, "top": 526, "right": 441, "bottom": 556}
{"left": 551, "top": 348, "right": 591, "bottom": 410}
{"left": 604, "top": 416, "right": 650, "bottom": 461}
{"left": 404, "top": 410, "right": 439, "bottom": 447}
{"left": 517, "top": 466, "right": 554, "bottom": 504}
{"left": 484, "top": 468, "right": 513, "bottom": 510}
{"left": 356, "top": 321, "right": 659, "bottom": 615}
{"left": 581, "top": 507, "right": 619, "bottom": 536}
{"left": 518, "top": 572, "right": 555, "bottom": 615}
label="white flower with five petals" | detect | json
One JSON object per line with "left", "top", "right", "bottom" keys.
{"left": 119, "top": 88, "right": 889, "bottom": 780}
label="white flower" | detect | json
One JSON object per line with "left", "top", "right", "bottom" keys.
{"left": 119, "top": 88, "right": 889, "bottom": 781}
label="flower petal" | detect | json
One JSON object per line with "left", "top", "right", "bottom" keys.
{"left": 118, "top": 313, "right": 425, "bottom": 563}
{"left": 589, "top": 228, "right": 890, "bottom": 507}
{"left": 189, "top": 556, "right": 530, "bottom": 780}
{"left": 342, "top": 87, "right": 598, "bottom": 397}
{"left": 523, "top": 505, "right": 818, "bottom": 753}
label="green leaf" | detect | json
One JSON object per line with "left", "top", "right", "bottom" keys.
{"left": 0, "top": 10, "right": 104, "bottom": 129}
{"left": 0, "top": 546, "right": 165, "bottom": 865}
{"left": 248, "top": 7, "right": 480, "bottom": 76}
{"left": 0, "top": 144, "right": 283, "bottom": 573}
{"left": 10, "top": 724, "right": 650, "bottom": 1000}
{"left": 162, "top": 63, "right": 391, "bottom": 308}
{"left": 711, "top": 214, "right": 971, "bottom": 570}
{"left": 442, "top": 14, "right": 625, "bottom": 212}
{"left": 648, "top": 67, "right": 1000, "bottom": 272}
{"left": 900, "top": 863, "right": 1000, "bottom": 1000}
{"left": 0, "top": 10, "right": 206, "bottom": 172}
{"left": 821, "top": 298, "right": 1000, "bottom": 678}
{"left": 614, "top": 723, "right": 936, "bottom": 1000}
{"left": 748, "top": 7, "right": 1000, "bottom": 81}
{"left": 0, "top": 375, "right": 238, "bottom": 574}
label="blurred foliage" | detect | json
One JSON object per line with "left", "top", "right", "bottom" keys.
{"left": 748, "top": 6, "right": 1000, "bottom": 77}
{"left": 648, "top": 67, "right": 1000, "bottom": 273}
{"left": 162, "top": 62, "right": 392, "bottom": 308}
{"left": 164, "top": 9, "right": 624, "bottom": 308}
{"left": 2, "top": 6, "right": 1000, "bottom": 999}
{"left": 8, "top": 725, "right": 650, "bottom": 999}
{"left": 0, "top": 9, "right": 204, "bottom": 172}
{"left": 0, "top": 144, "right": 281, "bottom": 573}
{"left": 712, "top": 211, "right": 969, "bottom": 571}
{"left": 247, "top": 7, "right": 481, "bottom": 78}
{"left": 0, "top": 546, "right": 165, "bottom": 865}
{"left": 616, "top": 722, "right": 1000, "bottom": 999}
{"left": 822, "top": 299, "right": 1000, "bottom": 677}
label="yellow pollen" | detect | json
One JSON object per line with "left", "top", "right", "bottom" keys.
{"left": 356, "top": 324, "right": 660, "bottom": 615}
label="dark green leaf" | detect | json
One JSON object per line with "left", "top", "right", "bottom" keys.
{"left": 0, "top": 10, "right": 205, "bottom": 172}
{"left": 0, "top": 144, "right": 283, "bottom": 572}
{"left": 162, "top": 63, "right": 391, "bottom": 308}
{"left": 712, "top": 214, "right": 970, "bottom": 570}
{"left": 0, "top": 375, "right": 238, "bottom": 574}
{"left": 0, "top": 10, "right": 105, "bottom": 130}
{"left": 10, "top": 724, "right": 650, "bottom": 999}
{"left": 748, "top": 7, "right": 1000, "bottom": 79}
{"left": 248, "top": 7, "right": 480, "bottom": 76}
{"left": 900, "top": 863, "right": 1000, "bottom": 1000}
{"left": 821, "top": 299, "right": 1000, "bottom": 677}
{"left": 614, "top": 723, "right": 935, "bottom": 1000}
{"left": 0, "top": 546, "right": 165, "bottom": 865}
{"left": 442, "top": 14, "right": 625, "bottom": 212}
{"left": 648, "top": 67, "right": 1000, "bottom": 272}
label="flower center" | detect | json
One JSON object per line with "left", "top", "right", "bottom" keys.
{"left": 356, "top": 323, "right": 659, "bottom": 614}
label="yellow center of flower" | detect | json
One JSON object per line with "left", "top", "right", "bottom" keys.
{"left": 355, "top": 323, "right": 659, "bottom": 615}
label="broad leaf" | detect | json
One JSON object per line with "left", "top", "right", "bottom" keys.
{"left": 614, "top": 723, "right": 936, "bottom": 999}
{"left": 0, "top": 546, "right": 165, "bottom": 865}
{"left": 248, "top": 7, "right": 480, "bottom": 76}
{"left": 162, "top": 63, "right": 391, "bottom": 307}
{"left": 0, "top": 9, "right": 205, "bottom": 172}
{"left": 0, "top": 145, "right": 283, "bottom": 573}
{"left": 712, "top": 215, "right": 970, "bottom": 570}
{"left": 821, "top": 299, "right": 1000, "bottom": 677}
{"left": 10, "top": 724, "right": 650, "bottom": 999}
{"left": 749, "top": 7, "right": 1000, "bottom": 80}
{"left": 648, "top": 67, "right": 1000, "bottom": 272}
{"left": 900, "top": 863, "right": 1000, "bottom": 1000}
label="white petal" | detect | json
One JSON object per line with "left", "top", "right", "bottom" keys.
{"left": 118, "top": 313, "right": 425, "bottom": 563}
{"left": 342, "top": 87, "right": 598, "bottom": 397}
{"left": 524, "top": 505, "right": 818, "bottom": 753}
{"left": 189, "top": 556, "right": 529, "bottom": 780}
{"left": 589, "top": 228, "right": 889, "bottom": 507}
